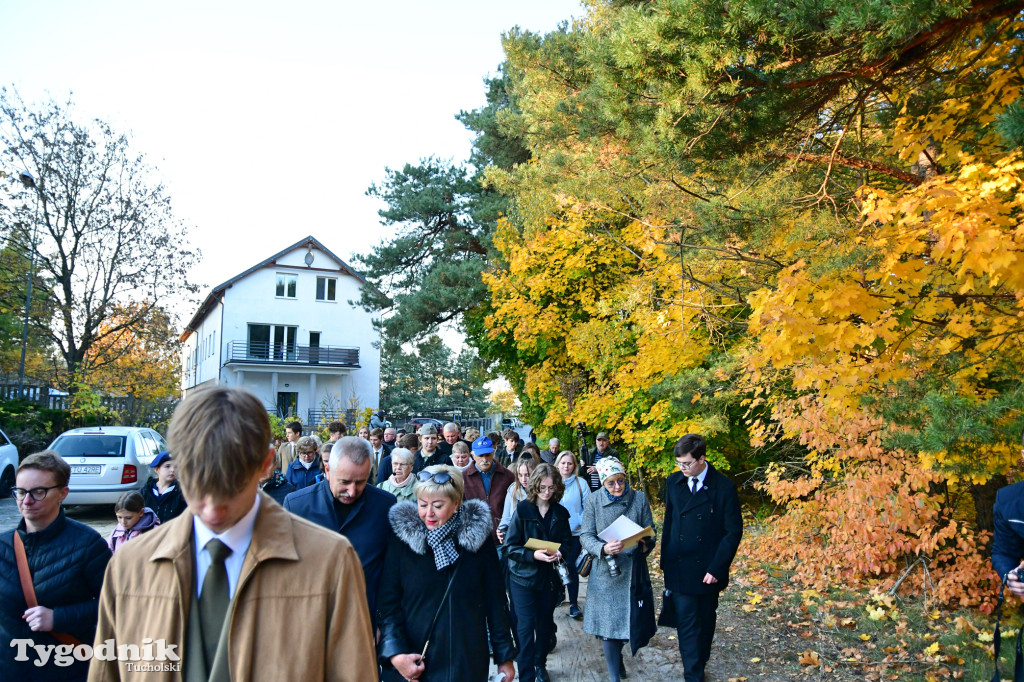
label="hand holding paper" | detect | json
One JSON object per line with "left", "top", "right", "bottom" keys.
{"left": 525, "top": 537, "right": 562, "bottom": 562}
{"left": 598, "top": 515, "right": 655, "bottom": 550}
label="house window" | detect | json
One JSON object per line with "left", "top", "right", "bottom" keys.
{"left": 275, "top": 273, "right": 297, "bottom": 298}
{"left": 316, "top": 276, "right": 337, "bottom": 302}
{"left": 248, "top": 324, "right": 297, "bottom": 361}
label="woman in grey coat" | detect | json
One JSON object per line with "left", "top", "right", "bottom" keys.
{"left": 581, "top": 457, "right": 656, "bottom": 682}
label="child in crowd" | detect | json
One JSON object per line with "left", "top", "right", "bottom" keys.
{"left": 143, "top": 450, "right": 188, "bottom": 523}
{"left": 108, "top": 491, "right": 160, "bottom": 552}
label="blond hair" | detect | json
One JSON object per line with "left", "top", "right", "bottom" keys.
{"left": 414, "top": 464, "right": 464, "bottom": 505}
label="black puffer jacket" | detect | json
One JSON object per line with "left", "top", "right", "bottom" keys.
{"left": 142, "top": 477, "right": 188, "bottom": 523}
{"left": 0, "top": 509, "right": 111, "bottom": 682}
{"left": 261, "top": 472, "right": 296, "bottom": 505}
{"left": 505, "top": 499, "right": 572, "bottom": 590}
{"left": 378, "top": 499, "right": 516, "bottom": 682}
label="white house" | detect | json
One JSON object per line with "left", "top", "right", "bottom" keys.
{"left": 180, "top": 236, "right": 382, "bottom": 426}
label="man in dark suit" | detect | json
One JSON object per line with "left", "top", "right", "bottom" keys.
{"left": 284, "top": 436, "right": 397, "bottom": 628}
{"left": 992, "top": 430, "right": 1024, "bottom": 595}
{"left": 661, "top": 434, "right": 743, "bottom": 682}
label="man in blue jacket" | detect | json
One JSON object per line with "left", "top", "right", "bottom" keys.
{"left": 993, "top": 431, "right": 1024, "bottom": 595}
{"left": 285, "top": 436, "right": 396, "bottom": 626}
{"left": 661, "top": 434, "right": 743, "bottom": 682}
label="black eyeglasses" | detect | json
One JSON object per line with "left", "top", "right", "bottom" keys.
{"left": 417, "top": 471, "right": 452, "bottom": 485}
{"left": 12, "top": 485, "right": 63, "bottom": 501}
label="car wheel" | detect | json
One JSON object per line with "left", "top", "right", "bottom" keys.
{"left": 0, "top": 465, "right": 14, "bottom": 498}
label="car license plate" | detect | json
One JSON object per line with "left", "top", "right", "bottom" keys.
{"left": 71, "top": 465, "right": 102, "bottom": 475}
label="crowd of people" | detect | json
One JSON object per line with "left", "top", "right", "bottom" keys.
{"left": 0, "top": 388, "right": 746, "bottom": 682}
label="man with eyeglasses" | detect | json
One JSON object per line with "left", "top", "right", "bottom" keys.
{"left": 285, "top": 436, "right": 397, "bottom": 630}
{"left": 1, "top": 451, "right": 111, "bottom": 682}
{"left": 660, "top": 434, "right": 743, "bottom": 682}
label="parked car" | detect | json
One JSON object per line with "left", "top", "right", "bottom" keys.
{"left": 48, "top": 426, "right": 167, "bottom": 505}
{"left": 0, "top": 427, "right": 17, "bottom": 498}
{"left": 501, "top": 417, "right": 536, "bottom": 444}
{"left": 409, "top": 417, "right": 445, "bottom": 431}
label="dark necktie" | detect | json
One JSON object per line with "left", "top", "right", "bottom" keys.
{"left": 691, "top": 477, "right": 698, "bottom": 495}
{"left": 199, "top": 539, "right": 232, "bottom": 665}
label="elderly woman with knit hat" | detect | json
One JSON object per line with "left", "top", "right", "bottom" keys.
{"left": 580, "top": 457, "right": 656, "bottom": 682}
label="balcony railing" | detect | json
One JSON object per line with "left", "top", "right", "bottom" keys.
{"left": 225, "top": 341, "right": 359, "bottom": 367}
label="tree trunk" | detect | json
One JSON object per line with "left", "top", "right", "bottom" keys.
{"left": 971, "top": 474, "right": 1008, "bottom": 551}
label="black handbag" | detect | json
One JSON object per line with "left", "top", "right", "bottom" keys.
{"left": 658, "top": 588, "right": 678, "bottom": 628}
{"left": 576, "top": 548, "right": 593, "bottom": 578}
{"left": 629, "top": 550, "right": 657, "bottom": 655}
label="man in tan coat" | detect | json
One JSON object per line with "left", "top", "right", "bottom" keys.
{"left": 88, "top": 386, "right": 377, "bottom": 682}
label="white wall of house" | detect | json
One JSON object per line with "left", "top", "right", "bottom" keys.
{"left": 180, "top": 242, "right": 381, "bottom": 421}
{"left": 182, "top": 298, "right": 223, "bottom": 393}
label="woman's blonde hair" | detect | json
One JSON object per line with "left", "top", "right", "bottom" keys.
{"left": 555, "top": 450, "right": 579, "bottom": 476}
{"left": 414, "top": 464, "right": 464, "bottom": 505}
{"left": 510, "top": 456, "right": 536, "bottom": 500}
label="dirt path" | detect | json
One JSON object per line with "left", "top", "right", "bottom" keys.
{"left": 493, "top": 576, "right": 865, "bottom": 682}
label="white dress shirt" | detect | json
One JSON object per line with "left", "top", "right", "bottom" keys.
{"left": 690, "top": 463, "right": 710, "bottom": 493}
{"left": 193, "top": 494, "right": 260, "bottom": 598}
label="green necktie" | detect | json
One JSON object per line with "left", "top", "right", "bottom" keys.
{"left": 199, "top": 539, "right": 232, "bottom": 665}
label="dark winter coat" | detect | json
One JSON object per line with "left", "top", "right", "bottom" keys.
{"left": 421, "top": 449, "right": 452, "bottom": 470}
{"left": 286, "top": 455, "right": 322, "bottom": 490}
{"left": 261, "top": 472, "right": 296, "bottom": 505}
{"left": 993, "top": 480, "right": 1024, "bottom": 578}
{"left": 505, "top": 499, "right": 572, "bottom": 590}
{"left": 284, "top": 479, "right": 397, "bottom": 622}
{"left": 0, "top": 509, "right": 111, "bottom": 682}
{"left": 141, "top": 478, "right": 188, "bottom": 524}
{"left": 107, "top": 507, "right": 160, "bottom": 552}
{"left": 436, "top": 439, "right": 471, "bottom": 458}
{"left": 378, "top": 499, "right": 516, "bottom": 682}
{"left": 661, "top": 464, "right": 743, "bottom": 595}
{"left": 462, "top": 461, "right": 516, "bottom": 543}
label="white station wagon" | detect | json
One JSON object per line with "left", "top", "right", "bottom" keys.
{"left": 48, "top": 426, "right": 167, "bottom": 505}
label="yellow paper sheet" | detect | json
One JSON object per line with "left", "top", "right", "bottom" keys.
{"left": 524, "top": 538, "right": 561, "bottom": 553}
{"left": 620, "top": 526, "right": 655, "bottom": 550}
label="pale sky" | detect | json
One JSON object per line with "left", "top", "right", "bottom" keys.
{"left": 1, "top": 0, "right": 581, "bottom": 319}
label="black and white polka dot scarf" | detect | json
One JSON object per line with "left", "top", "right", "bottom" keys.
{"left": 425, "top": 506, "right": 462, "bottom": 571}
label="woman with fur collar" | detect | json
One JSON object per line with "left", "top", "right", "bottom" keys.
{"left": 378, "top": 465, "right": 517, "bottom": 682}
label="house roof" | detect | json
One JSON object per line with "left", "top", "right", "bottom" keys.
{"left": 181, "top": 235, "right": 386, "bottom": 341}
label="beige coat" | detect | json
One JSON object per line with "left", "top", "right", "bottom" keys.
{"left": 87, "top": 492, "right": 377, "bottom": 682}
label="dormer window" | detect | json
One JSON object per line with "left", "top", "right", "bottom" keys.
{"left": 316, "top": 277, "right": 337, "bottom": 302}
{"left": 276, "top": 273, "right": 297, "bottom": 298}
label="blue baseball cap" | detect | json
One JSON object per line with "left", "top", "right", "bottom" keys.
{"left": 471, "top": 437, "right": 494, "bottom": 456}
{"left": 151, "top": 451, "right": 172, "bottom": 469}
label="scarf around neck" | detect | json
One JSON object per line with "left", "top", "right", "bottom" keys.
{"left": 426, "top": 505, "right": 462, "bottom": 571}
{"left": 603, "top": 480, "right": 631, "bottom": 503}
{"left": 388, "top": 473, "right": 414, "bottom": 488}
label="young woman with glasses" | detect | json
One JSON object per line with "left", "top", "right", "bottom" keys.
{"left": 504, "top": 463, "right": 572, "bottom": 682}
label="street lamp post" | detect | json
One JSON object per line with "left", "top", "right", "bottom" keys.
{"left": 16, "top": 170, "right": 39, "bottom": 399}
